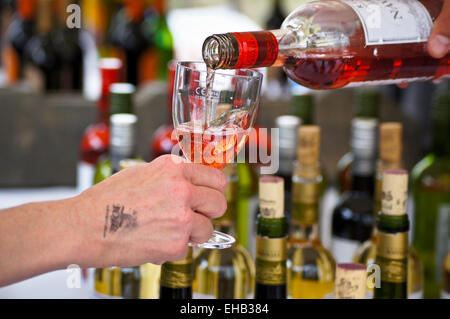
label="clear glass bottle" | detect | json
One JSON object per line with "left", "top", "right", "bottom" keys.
{"left": 288, "top": 126, "right": 336, "bottom": 299}
{"left": 203, "top": 0, "right": 449, "bottom": 89}
{"left": 193, "top": 164, "right": 255, "bottom": 299}
{"left": 412, "top": 93, "right": 450, "bottom": 298}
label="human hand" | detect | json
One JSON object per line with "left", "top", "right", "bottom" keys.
{"left": 428, "top": 0, "right": 450, "bottom": 58}
{"left": 72, "top": 155, "right": 227, "bottom": 268}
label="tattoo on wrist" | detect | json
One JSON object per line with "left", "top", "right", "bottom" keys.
{"left": 103, "top": 204, "right": 138, "bottom": 238}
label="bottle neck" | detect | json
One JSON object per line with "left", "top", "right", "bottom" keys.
{"left": 432, "top": 122, "right": 450, "bottom": 157}
{"left": 203, "top": 30, "right": 288, "bottom": 70}
{"left": 36, "top": 0, "right": 52, "bottom": 35}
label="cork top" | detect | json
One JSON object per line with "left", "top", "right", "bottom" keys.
{"left": 381, "top": 169, "right": 409, "bottom": 216}
{"left": 379, "top": 122, "right": 402, "bottom": 164}
{"left": 335, "top": 263, "right": 367, "bottom": 299}
{"left": 297, "top": 125, "right": 321, "bottom": 166}
{"left": 259, "top": 176, "right": 284, "bottom": 218}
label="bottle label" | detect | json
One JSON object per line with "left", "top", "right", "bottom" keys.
{"left": 256, "top": 236, "right": 287, "bottom": 285}
{"left": 231, "top": 32, "right": 279, "bottom": 69}
{"left": 342, "top": 0, "right": 433, "bottom": 46}
{"left": 435, "top": 204, "right": 450, "bottom": 282}
{"left": 331, "top": 237, "right": 361, "bottom": 263}
{"left": 160, "top": 251, "right": 193, "bottom": 289}
{"left": 292, "top": 182, "right": 320, "bottom": 205}
{"left": 442, "top": 290, "right": 450, "bottom": 299}
{"left": 376, "top": 232, "right": 408, "bottom": 259}
{"left": 377, "top": 257, "right": 407, "bottom": 283}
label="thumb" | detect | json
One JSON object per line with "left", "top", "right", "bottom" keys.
{"left": 428, "top": 0, "right": 450, "bottom": 58}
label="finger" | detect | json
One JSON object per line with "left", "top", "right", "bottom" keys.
{"left": 190, "top": 186, "right": 227, "bottom": 219}
{"left": 189, "top": 213, "right": 214, "bottom": 244}
{"left": 428, "top": 1, "right": 450, "bottom": 58}
{"left": 182, "top": 163, "right": 227, "bottom": 192}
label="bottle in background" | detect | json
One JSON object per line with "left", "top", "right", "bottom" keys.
{"left": 337, "top": 89, "right": 380, "bottom": 194}
{"left": 412, "top": 93, "right": 450, "bottom": 298}
{"left": 334, "top": 263, "right": 367, "bottom": 299}
{"left": 374, "top": 170, "right": 410, "bottom": 299}
{"left": 274, "top": 115, "right": 302, "bottom": 219}
{"left": 291, "top": 93, "right": 314, "bottom": 125}
{"left": 150, "top": 0, "right": 173, "bottom": 80}
{"left": 193, "top": 164, "right": 255, "bottom": 299}
{"left": 52, "top": 0, "right": 83, "bottom": 91}
{"left": 442, "top": 252, "right": 450, "bottom": 299}
{"left": 255, "top": 176, "right": 288, "bottom": 299}
{"left": 93, "top": 114, "right": 139, "bottom": 298}
{"left": 108, "top": 0, "right": 155, "bottom": 85}
{"left": 94, "top": 84, "right": 137, "bottom": 183}
{"left": 3, "top": 0, "right": 35, "bottom": 85}
{"left": 77, "top": 58, "right": 122, "bottom": 193}
{"left": 23, "top": 0, "right": 59, "bottom": 91}
{"left": 331, "top": 118, "right": 377, "bottom": 263}
{"left": 288, "top": 126, "right": 335, "bottom": 299}
{"left": 353, "top": 122, "right": 424, "bottom": 299}
{"left": 159, "top": 248, "right": 193, "bottom": 299}
{"left": 203, "top": 1, "right": 449, "bottom": 89}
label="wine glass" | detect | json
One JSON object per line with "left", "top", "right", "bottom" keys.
{"left": 172, "top": 61, "right": 263, "bottom": 249}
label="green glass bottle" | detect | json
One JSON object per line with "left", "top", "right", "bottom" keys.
{"left": 374, "top": 170, "right": 409, "bottom": 299}
{"left": 337, "top": 89, "right": 381, "bottom": 194}
{"left": 412, "top": 93, "right": 450, "bottom": 299}
{"left": 288, "top": 126, "right": 336, "bottom": 299}
{"left": 159, "top": 248, "right": 194, "bottom": 299}
{"left": 291, "top": 94, "right": 314, "bottom": 125}
{"left": 152, "top": 0, "right": 173, "bottom": 79}
{"left": 193, "top": 164, "right": 255, "bottom": 299}
{"left": 255, "top": 176, "right": 288, "bottom": 299}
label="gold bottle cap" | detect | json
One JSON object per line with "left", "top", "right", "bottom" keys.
{"left": 381, "top": 169, "right": 409, "bottom": 216}
{"left": 335, "top": 263, "right": 367, "bottom": 299}
{"left": 379, "top": 122, "right": 403, "bottom": 164}
{"left": 259, "top": 176, "right": 284, "bottom": 218}
{"left": 297, "top": 125, "right": 321, "bottom": 166}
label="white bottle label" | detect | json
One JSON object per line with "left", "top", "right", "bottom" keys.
{"left": 342, "top": 0, "right": 433, "bottom": 46}
{"left": 77, "top": 161, "right": 96, "bottom": 194}
{"left": 331, "top": 237, "right": 361, "bottom": 263}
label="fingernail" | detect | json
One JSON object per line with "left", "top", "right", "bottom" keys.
{"left": 430, "top": 35, "right": 450, "bottom": 58}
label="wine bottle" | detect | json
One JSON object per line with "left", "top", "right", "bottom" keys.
{"left": 203, "top": 0, "right": 449, "bottom": 89}
{"left": 108, "top": 0, "right": 154, "bottom": 85}
{"left": 23, "top": 0, "right": 59, "bottom": 91}
{"left": 151, "top": 0, "right": 174, "bottom": 80}
{"left": 3, "top": 0, "right": 35, "bottom": 85}
{"left": 334, "top": 263, "right": 367, "bottom": 299}
{"left": 291, "top": 94, "right": 314, "bottom": 125}
{"left": 193, "top": 164, "right": 255, "bottom": 299}
{"left": 275, "top": 115, "right": 302, "bottom": 218}
{"left": 412, "top": 93, "right": 450, "bottom": 298}
{"left": 331, "top": 118, "right": 377, "bottom": 263}
{"left": 288, "top": 125, "right": 336, "bottom": 299}
{"left": 337, "top": 89, "right": 381, "bottom": 194}
{"left": 255, "top": 176, "right": 288, "bottom": 299}
{"left": 77, "top": 58, "right": 122, "bottom": 193}
{"left": 52, "top": 0, "right": 83, "bottom": 91}
{"left": 374, "top": 170, "right": 410, "bottom": 299}
{"left": 160, "top": 248, "right": 194, "bottom": 299}
{"left": 353, "top": 122, "right": 424, "bottom": 298}
{"left": 94, "top": 84, "right": 137, "bottom": 183}
{"left": 442, "top": 253, "right": 450, "bottom": 299}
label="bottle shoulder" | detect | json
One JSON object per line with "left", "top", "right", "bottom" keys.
{"left": 412, "top": 154, "right": 450, "bottom": 192}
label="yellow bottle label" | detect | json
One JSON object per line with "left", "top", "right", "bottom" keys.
{"left": 160, "top": 249, "right": 193, "bottom": 289}
{"left": 376, "top": 231, "right": 408, "bottom": 283}
{"left": 256, "top": 236, "right": 287, "bottom": 285}
{"left": 292, "top": 182, "right": 320, "bottom": 205}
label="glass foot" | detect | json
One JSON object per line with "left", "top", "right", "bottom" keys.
{"left": 188, "top": 230, "right": 236, "bottom": 249}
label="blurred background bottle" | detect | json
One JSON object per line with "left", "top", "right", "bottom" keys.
{"left": 337, "top": 89, "right": 380, "bottom": 194}
{"left": 288, "top": 126, "right": 335, "bottom": 299}
{"left": 331, "top": 118, "right": 377, "bottom": 263}
{"left": 193, "top": 164, "right": 255, "bottom": 299}
{"left": 412, "top": 93, "right": 450, "bottom": 299}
